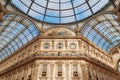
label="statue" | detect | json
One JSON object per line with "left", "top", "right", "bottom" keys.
{"left": 112, "top": 3, "right": 120, "bottom": 22}
{"left": 0, "top": 3, "right": 8, "bottom": 22}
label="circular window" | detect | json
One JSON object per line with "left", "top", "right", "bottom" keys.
{"left": 11, "top": 0, "right": 109, "bottom": 24}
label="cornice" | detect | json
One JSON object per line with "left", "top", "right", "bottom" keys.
{"left": 0, "top": 53, "right": 117, "bottom": 76}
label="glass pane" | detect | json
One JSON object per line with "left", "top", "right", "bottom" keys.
{"left": 81, "top": 13, "right": 120, "bottom": 54}
{"left": 0, "top": 14, "right": 39, "bottom": 61}
{"left": 11, "top": 0, "right": 109, "bottom": 24}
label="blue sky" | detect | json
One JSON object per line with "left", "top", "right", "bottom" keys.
{"left": 11, "top": 0, "right": 109, "bottom": 24}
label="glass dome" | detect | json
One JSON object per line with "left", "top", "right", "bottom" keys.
{"left": 11, "top": 0, "right": 109, "bottom": 24}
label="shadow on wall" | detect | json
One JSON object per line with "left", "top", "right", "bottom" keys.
{"left": 112, "top": 53, "right": 120, "bottom": 70}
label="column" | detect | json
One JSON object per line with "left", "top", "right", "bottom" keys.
{"left": 38, "top": 63, "right": 42, "bottom": 79}
{"left": 17, "top": 70, "right": 20, "bottom": 80}
{"left": 35, "top": 63, "right": 39, "bottom": 80}
{"left": 97, "top": 69, "right": 100, "bottom": 80}
{"left": 27, "top": 66, "right": 32, "bottom": 80}
{"left": 14, "top": 73, "right": 17, "bottom": 80}
{"left": 24, "top": 67, "right": 28, "bottom": 80}
{"left": 50, "top": 63, "right": 54, "bottom": 80}
{"left": 65, "top": 63, "right": 69, "bottom": 80}
{"left": 80, "top": 62, "right": 88, "bottom": 80}
{"left": 22, "top": 69, "right": 25, "bottom": 80}
{"left": 18, "top": 69, "right": 22, "bottom": 80}
{"left": 31, "top": 65, "right": 34, "bottom": 80}
{"left": 93, "top": 69, "right": 96, "bottom": 80}
{"left": 32, "top": 62, "right": 39, "bottom": 80}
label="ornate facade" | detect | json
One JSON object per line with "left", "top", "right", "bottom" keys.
{"left": 1, "top": 0, "right": 120, "bottom": 80}
{"left": 0, "top": 27, "right": 120, "bottom": 80}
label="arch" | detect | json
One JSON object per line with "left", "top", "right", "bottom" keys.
{"left": 0, "top": 13, "right": 39, "bottom": 61}
{"left": 80, "top": 12, "right": 120, "bottom": 54}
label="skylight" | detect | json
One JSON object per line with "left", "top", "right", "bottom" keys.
{"left": 81, "top": 13, "right": 120, "bottom": 54}
{"left": 11, "top": 0, "right": 109, "bottom": 24}
{"left": 0, "top": 14, "right": 39, "bottom": 61}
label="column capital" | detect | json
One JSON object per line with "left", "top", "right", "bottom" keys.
{"left": 65, "top": 63, "right": 69, "bottom": 67}
{"left": 34, "top": 62, "right": 39, "bottom": 66}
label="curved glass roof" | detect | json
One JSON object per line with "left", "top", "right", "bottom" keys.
{"left": 81, "top": 13, "right": 120, "bottom": 54}
{"left": 11, "top": 0, "right": 109, "bottom": 24}
{"left": 0, "top": 14, "right": 39, "bottom": 61}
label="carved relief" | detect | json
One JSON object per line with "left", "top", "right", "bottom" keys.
{"left": 44, "top": 27, "right": 76, "bottom": 36}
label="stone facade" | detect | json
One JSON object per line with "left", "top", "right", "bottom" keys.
{"left": 0, "top": 28, "right": 120, "bottom": 80}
